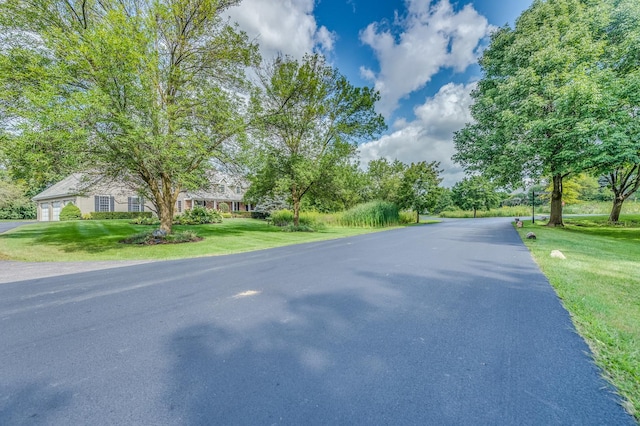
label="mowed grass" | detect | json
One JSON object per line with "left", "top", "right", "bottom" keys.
{"left": 0, "top": 218, "right": 393, "bottom": 262}
{"left": 517, "top": 215, "right": 640, "bottom": 419}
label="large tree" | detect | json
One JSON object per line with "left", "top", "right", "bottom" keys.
{"left": 0, "top": 0, "right": 258, "bottom": 233}
{"left": 248, "top": 53, "right": 386, "bottom": 226}
{"left": 590, "top": 0, "right": 640, "bottom": 222}
{"left": 365, "top": 158, "right": 406, "bottom": 203}
{"left": 396, "top": 161, "right": 443, "bottom": 223}
{"left": 453, "top": 0, "right": 609, "bottom": 226}
{"left": 451, "top": 176, "right": 500, "bottom": 218}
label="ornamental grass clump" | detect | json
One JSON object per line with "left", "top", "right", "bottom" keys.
{"left": 338, "top": 201, "right": 400, "bottom": 227}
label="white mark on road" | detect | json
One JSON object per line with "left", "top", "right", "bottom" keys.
{"left": 232, "top": 290, "right": 261, "bottom": 299}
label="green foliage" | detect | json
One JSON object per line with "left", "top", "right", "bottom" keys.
{"left": 396, "top": 161, "right": 443, "bottom": 222}
{"left": 248, "top": 53, "right": 386, "bottom": 226}
{"left": 173, "top": 206, "right": 222, "bottom": 225}
{"left": 231, "top": 211, "right": 253, "bottom": 219}
{"left": 337, "top": 201, "right": 399, "bottom": 227}
{"left": 270, "top": 209, "right": 295, "bottom": 226}
{"left": 130, "top": 216, "right": 161, "bottom": 225}
{"left": 451, "top": 176, "right": 501, "bottom": 216}
{"left": 89, "top": 212, "right": 152, "bottom": 220}
{"left": 58, "top": 203, "right": 82, "bottom": 221}
{"left": 440, "top": 206, "right": 531, "bottom": 218}
{"left": 269, "top": 210, "right": 322, "bottom": 229}
{"left": 399, "top": 211, "right": 415, "bottom": 224}
{"left": 365, "top": 158, "right": 406, "bottom": 203}
{"left": 0, "top": 176, "right": 36, "bottom": 219}
{"left": 432, "top": 187, "right": 454, "bottom": 214}
{"left": 304, "top": 162, "right": 369, "bottom": 212}
{"left": 0, "top": 0, "right": 260, "bottom": 234}
{"left": 453, "top": 0, "right": 614, "bottom": 226}
{"left": 218, "top": 202, "right": 230, "bottom": 213}
{"left": 120, "top": 230, "right": 201, "bottom": 245}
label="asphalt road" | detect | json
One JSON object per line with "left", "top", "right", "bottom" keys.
{"left": 0, "top": 218, "right": 634, "bottom": 425}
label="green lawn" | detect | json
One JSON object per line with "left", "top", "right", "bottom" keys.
{"left": 0, "top": 218, "right": 396, "bottom": 262}
{"left": 517, "top": 216, "right": 640, "bottom": 420}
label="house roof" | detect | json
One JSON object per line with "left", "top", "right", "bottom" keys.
{"left": 184, "top": 171, "right": 248, "bottom": 201}
{"left": 32, "top": 171, "right": 249, "bottom": 202}
{"left": 32, "top": 173, "right": 99, "bottom": 201}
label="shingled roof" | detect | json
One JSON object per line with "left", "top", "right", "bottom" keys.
{"left": 32, "top": 173, "right": 100, "bottom": 201}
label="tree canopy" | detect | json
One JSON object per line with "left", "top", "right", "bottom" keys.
{"left": 247, "top": 53, "right": 386, "bottom": 226}
{"left": 453, "top": 0, "right": 610, "bottom": 226}
{"left": 396, "top": 161, "right": 443, "bottom": 223}
{"left": 0, "top": 0, "right": 259, "bottom": 232}
{"left": 451, "top": 176, "right": 500, "bottom": 217}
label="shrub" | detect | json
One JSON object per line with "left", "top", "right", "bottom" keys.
{"left": 173, "top": 206, "right": 222, "bottom": 225}
{"left": 399, "top": 210, "right": 415, "bottom": 224}
{"left": 119, "top": 229, "right": 201, "bottom": 244}
{"left": 232, "top": 211, "right": 253, "bottom": 218}
{"left": 89, "top": 211, "right": 153, "bottom": 220}
{"left": 221, "top": 212, "right": 232, "bottom": 219}
{"left": 59, "top": 203, "right": 82, "bottom": 221}
{"left": 218, "top": 202, "right": 230, "bottom": 213}
{"left": 282, "top": 224, "right": 315, "bottom": 232}
{"left": 251, "top": 210, "right": 270, "bottom": 220}
{"left": 0, "top": 203, "right": 36, "bottom": 220}
{"left": 270, "top": 209, "right": 294, "bottom": 226}
{"left": 130, "top": 216, "right": 160, "bottom": 225}
{"left": 337, "top": 201, "right": 400, "bottom": 227}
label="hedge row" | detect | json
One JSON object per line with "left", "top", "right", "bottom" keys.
{"left": 87, "top": 211, "right": 153, "bottom": 220}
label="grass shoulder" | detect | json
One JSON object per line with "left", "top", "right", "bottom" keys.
{"left": 0, "top": 218, "right": 403, "bottom": 262}
{"left": 516, "top": 215, "right": 640, "bottom": 420}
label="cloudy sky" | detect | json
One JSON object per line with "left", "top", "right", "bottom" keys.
{"left": 228, "top": 0, "right": 533, "bottom": 186}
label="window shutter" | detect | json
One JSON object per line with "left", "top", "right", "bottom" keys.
{"left": 110, "top": 196, "right": 115, "bottom": 212}
{"left": 141, "top": 198, "right": 144, "bottom": 212}
{"left": 95, "top": 196, "right": 99, "bottom": 212}
{"left": 128, "top": 197, "right": 132, "bottom": 212}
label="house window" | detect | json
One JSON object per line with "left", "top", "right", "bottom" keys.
{"left": 177, "top": 200, "right": 182, "bottom": 213}
{"left": 95, "top": 195, "right": 113, "bottom": 212}
{"left": 235, "top": 186, "right": 242, "bottom": 194}
{"left": 128, "top": 196, "right": 144, "bottom": 212}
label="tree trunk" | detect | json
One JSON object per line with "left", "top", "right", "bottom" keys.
{"left": 547, "top": 174, "right": 564, "bottom": 227}
{"left": 608, "top": 196, "right": 624, "bottom": 223}
{"left": 158, "top": 196, "right": 175, "bottom": 234}
{"left": 416, "top": 210, "right": 419, "bottom": 224}
{"left": 473, "top": 207, "right": 477, "bottom": 218}
{"left": 293, "top": 197, "right": 300, "bottom": 227}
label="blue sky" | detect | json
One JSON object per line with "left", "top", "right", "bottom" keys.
{"left": 228, "top": 0, "right": 533, "bottom": 185}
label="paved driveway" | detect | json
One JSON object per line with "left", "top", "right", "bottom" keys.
{"left": 0, "top": 218, "right": 634, "bottom": 425}
{"left": 0, "top": 221, "right": 35, "bottom": 234}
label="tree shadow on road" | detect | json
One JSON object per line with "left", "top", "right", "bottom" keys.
{"left": 0, "top": 382, "right": 72, "bottom": 425}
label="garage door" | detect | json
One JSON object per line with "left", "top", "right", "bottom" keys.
{"left": 52, "top": 202, "right": 62, "bottom": 221}
{"left": 41, "top": 203, "right": 50, "bottom": 221}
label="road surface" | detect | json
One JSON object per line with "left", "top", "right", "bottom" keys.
{"left": 0, "top": 218, "right": 634, "bottom": 424}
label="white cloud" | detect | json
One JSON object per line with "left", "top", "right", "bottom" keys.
{"left": 227, "top": 0, "right": 336, "bottom": 61}
{"left": 359, "top": 0, "right": 491, "bottom": 117}
{"left": 358, "top": 82, "right": 475, "bottom": 187}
